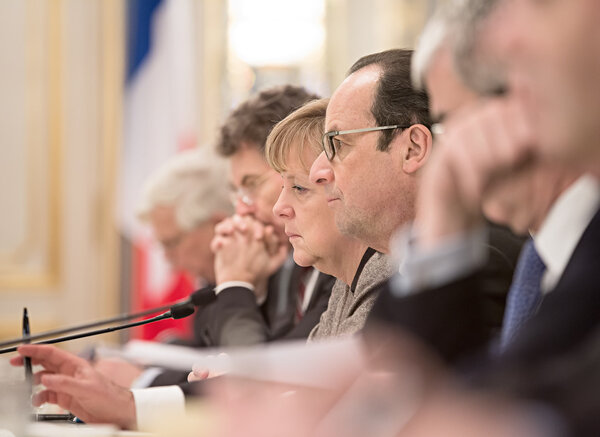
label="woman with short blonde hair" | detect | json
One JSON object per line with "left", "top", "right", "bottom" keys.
{"left": 266, "top": 98, "right": 397, "bottom": 340}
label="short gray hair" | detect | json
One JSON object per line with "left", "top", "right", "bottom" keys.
{"left": 412, "top": 0, "right": 505, "bottom": 94}
{"left": 412, "top": 3, "right": 461, "bottom": 90}
{"left": 452, "top": 0, "right": 505, "bottom": 95}
{"left": 137, "top": 148, "right": 233, "bottom": 231}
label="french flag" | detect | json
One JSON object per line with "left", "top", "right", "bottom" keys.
{"left": 119, "top": 0, "right": 198, "bottom": 340}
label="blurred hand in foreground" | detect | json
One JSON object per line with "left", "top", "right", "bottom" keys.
{"left": 10, "top": 344, "right": 136, "bottom": 429}
{"left": 93, "top": 357, "right": 144, "bottom": 388}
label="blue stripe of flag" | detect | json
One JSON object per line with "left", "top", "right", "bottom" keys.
{"left": 126, "top": 0, "right": 163, "bottom": 83}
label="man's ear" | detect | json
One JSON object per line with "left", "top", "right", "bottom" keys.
{"left": 402, "top": 124, "right": 433, "bottom": 174}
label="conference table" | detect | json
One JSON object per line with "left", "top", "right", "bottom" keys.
{"left": 1, "top": 422, "right": 153, "bottom": 437}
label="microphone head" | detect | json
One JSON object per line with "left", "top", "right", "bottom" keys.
{"left": 169, "top": 303, "right": 195, "bottom": 320}
{"left": 189, "top": 287, "right": 217, "bottom": 306}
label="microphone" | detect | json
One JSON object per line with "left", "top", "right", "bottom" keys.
{"left": 189, "top": 286, "right": 217, "bottom": 306}
{"left": 0, "top": 302, "right": 196, "bottom": 355}
{"left": 0, "top": 286, "right": 216, "bottom": 348}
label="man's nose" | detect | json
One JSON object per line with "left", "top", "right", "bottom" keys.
{"left": 309, "top": 151, "right": 335, "bottom": 186}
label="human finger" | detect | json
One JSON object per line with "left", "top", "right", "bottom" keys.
{"left": 465, "top": 114, "right": 508, "bottom": 203}
{"left": 32, "top": 389, "right": 59, "bottom": 407}
{"left": 505, "top": 95, "right": 537, "bottom": 157}
{"left": 214, "top": 223, "right": 233, "bottom": 237}
{"left": 214, "top": 217, "right": 237, "bottom": 236}
{"left": 460, "top": 112, "right": 511, "bottom": 199}
{"left": 479, "top": 101, "right": 530, "bottom": 172}
{"left": 41, "top": 373, "right": 89, "bottom": 397}
{"left": 211, "top": 235, "right": 231, "bottom": 252}
{"left": 231, "top": 214, "right": 250, "bottom": 232}
{"left": 252, "top": 221, "right": 267, "bottom": 240}
{"left": 188, "top": 369, "right": 210, "bottom": 382}
{"left": 9, "top": 355, "right": 24, "bottom": 366}
{"left": 17, "top": 344, "right": 86, "bottom": 375}
{"left": 481, "top": 103, "right": 519, "bottom": 164}
{"left": 271, "top": 242, "right": 290, "bottom": 269}
{"left": 263, "top": 226, "right": 280, "bottom": 254}
{"left": 34, "top": 369, "right": 55, "bottom": 385}
{"left": 40, "top": 372, "right": 103, "bottom": 418}
{"left": 439, "top": 126, "right": 486, "bottom": 209}
{"left": 472, "top": 102, "right": 537, "bottom": 209}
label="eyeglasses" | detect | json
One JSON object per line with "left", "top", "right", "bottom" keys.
{"left": 322, "top": 125, "right": 411, "bottom": 161}
{"left": 229, "top": 172, "right": 273, "bottom": 207}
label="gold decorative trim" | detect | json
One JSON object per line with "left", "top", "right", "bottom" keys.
{"left": 0, "top": 0, "right": 62, "bottom": 289}
{"left": 99, "top": 0, "right": 123, "bottom": 317}
{"left": 47, "top": 0, "right": 62, "bottom": 288}
{"left": 198, "top": 0, "right": 227, "bottom": 147}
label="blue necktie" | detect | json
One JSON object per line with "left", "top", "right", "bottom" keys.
{"left": 500, "top": 239, "right": 546, "bottom": 350}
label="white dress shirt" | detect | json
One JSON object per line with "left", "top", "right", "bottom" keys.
{"left": 534, "top": 175, "right": 600, "bottom": 293}
{"left": 131, "top": 386, "right": 185, "bottom": 431}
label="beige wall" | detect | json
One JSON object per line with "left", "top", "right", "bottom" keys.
{"left": 326, "top": 0, "right": 436, "bottom": 90}
{"left": 0, "top": 0, "right": 122, "bottom": 349}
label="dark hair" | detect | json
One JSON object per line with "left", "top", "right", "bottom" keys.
{"left": 348, "top": 49, "right": 431, "bottom": 151}
{"left": 215, "top": 85, "right": 320, "bottom": 157}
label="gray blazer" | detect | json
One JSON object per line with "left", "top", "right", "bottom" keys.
{"left": 309, "top": 249, "right": 396, "bottom": 341}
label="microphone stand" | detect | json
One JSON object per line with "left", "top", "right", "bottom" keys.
{"left": 0, "top": 286, "right": 215, "bottom": 348}
{"left": 0, "top": 303, "right": 195, "bottom": 355}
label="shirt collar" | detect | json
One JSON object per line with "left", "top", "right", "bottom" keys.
{"left": 534, "top": 175, "right": 600, "bottom": 291}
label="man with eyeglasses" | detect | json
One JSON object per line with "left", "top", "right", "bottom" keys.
{"left": 310, "top": 50, "right": 431, "bottom": 254}
{"left": 203, "top": 84, "right": 334, "bottom": 348}
{"left": 310, "top": 49, "right": 521, "bottom": 354}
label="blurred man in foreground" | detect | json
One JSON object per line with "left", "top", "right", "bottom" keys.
{"left": 373, "top": 0, "right": 600, "bottom": 435}
{"left": 406, "top": 3, "right": 586, "bottom": 352}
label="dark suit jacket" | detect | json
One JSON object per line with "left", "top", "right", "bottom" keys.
{"left": 369, "top": 209, "right": 600, "bottom": 436}
{"left": 197, "top": 264, "right": 334, "bottom": 347}
{"left": 499, "top": 206, "right": 600, "bottom": 363}
{"left": 366, "top": 223, "right": 524, "bottom": 364}
{"left": 475, "top": 324, "right": 600, "bottom": 437}
{"left": 150, "top": 263, "right": 333, "bottom": 387}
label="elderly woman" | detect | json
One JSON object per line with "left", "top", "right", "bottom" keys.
{"left": 265, "top": 98, "right": 397, "bottom": 340}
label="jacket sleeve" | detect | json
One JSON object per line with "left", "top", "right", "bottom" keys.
{"left": 148, "top": 369, "right": 190, "bottom": 387}
{"left": 366, "top": 272, "right": 492, "bottom": 365}
{"left": 366, "top": 225, "right": 521, "bottom": 365}
{"left": 202, "top": 286, "right": 269, "bottom": 347}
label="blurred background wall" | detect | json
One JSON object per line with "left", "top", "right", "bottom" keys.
{"left": 0, "top": 0, "right": 439, "bottom": 349}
